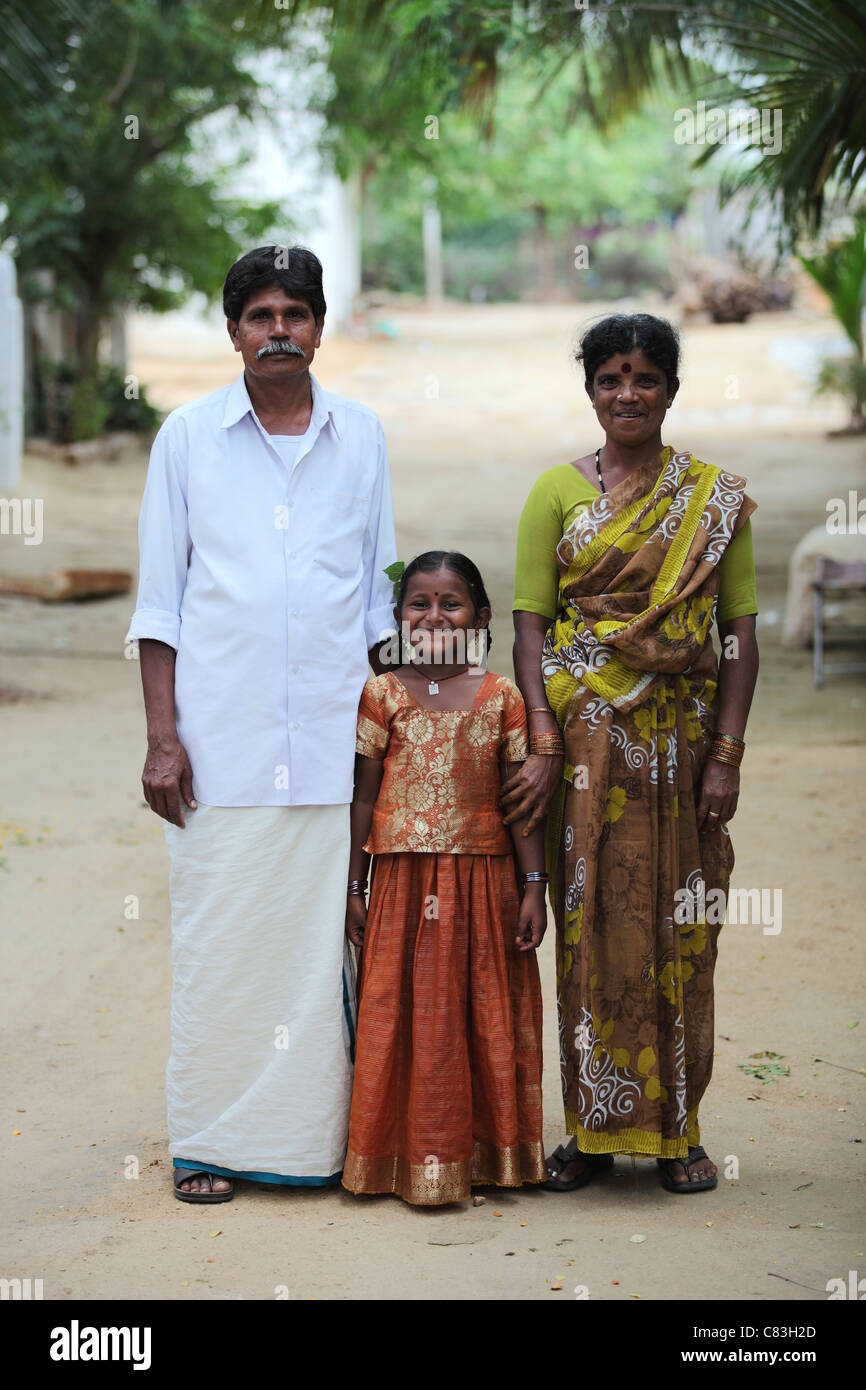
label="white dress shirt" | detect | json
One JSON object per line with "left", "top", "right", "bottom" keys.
{"left": 127, "top": 371, "right": 398, "bottom": 806}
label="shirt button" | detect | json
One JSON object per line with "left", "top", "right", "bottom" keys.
{"left": 289, "top": 720, "right": 299, "bottom": 731}
{"left": 289, "top": 665, "right": 299, "bottom": 674}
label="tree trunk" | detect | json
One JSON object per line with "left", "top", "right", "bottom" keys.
{"left": 533, "top": 204, "right": 554, "bottom": 301}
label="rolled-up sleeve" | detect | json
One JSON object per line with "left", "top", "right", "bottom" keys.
{"left": 126, "top": 417, "right": 190, "bottom": 649}
{"left": 362, "top": 422, "right": 399, "bottom": 648}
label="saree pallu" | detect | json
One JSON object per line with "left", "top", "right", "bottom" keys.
{"left": 542, "top": 447, "right": 755, "bottom": 1159}
{"left": 342, "top": 852, "right": 545, "bottom": 1205}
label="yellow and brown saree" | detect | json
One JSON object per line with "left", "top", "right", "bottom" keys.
{"left": 542, "top": 447, "right": 755, "bottom": 1159}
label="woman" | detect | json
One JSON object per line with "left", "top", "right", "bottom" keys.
{"left": 503, "top": 314, "right": 758, "bottom": 1193}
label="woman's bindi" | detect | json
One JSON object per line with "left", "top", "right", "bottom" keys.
{"left": 620, "top": 361, "right": 632, "bottom": 373}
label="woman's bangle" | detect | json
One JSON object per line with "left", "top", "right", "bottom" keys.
{"left": 708, "top": 735, "right": 744, "bottom": 768}
{"left": 529, "top": 734, "right": 564, "bottom": 756}
{"left": 714, "top": 731, "right": 745, "bottom": 748}
{"left": 347, "top": 879, "right": 367, "bottom": 896}
{"left": 522, "top": 871, "right": 549, "bottom": 884}
{"left": 527, "top": 705, "right": 554, "bottom": 715}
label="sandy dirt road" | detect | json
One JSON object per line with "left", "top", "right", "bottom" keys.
{"left": 1, "top": 301, "right": 864, "bottom": 1302}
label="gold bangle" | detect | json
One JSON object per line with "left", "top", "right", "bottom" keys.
{"left": 713, "top": 732, "right": 745, "bottom": 749}
{"left": 529, "top": 738, "right": 564, "bottom": 756}
{"left": 708, "top": 746, "right": 742, "bottom": 768}
{"left": 527, "top": 706, "right": 554, "bottom": 714}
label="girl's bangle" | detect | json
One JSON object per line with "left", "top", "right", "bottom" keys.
{"left": 522, "top": 871, "right": 549, "bottom": 884}
{"left": 527, "top": 706, "right": 554, "bottom": 715}
{"left": 347, "top": 879, "right": 367, "bottom": 896}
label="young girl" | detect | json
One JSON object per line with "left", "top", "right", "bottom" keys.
{"left": 341, "top": 551, "right": 548, "bottom": 1206}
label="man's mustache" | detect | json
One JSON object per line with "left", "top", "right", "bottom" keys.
{"left": 256, "top": 340, "right": 305, "bottom": 359}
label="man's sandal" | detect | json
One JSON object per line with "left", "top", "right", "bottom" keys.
{"left": 173, "top": 1167, "right": 234, "bottom": 1203}
{"left": 541, "top": 1141, "right": 614, "bottom": 1192}
{"left": 657, "top": 1145, "right": 718, "bottom": 1194}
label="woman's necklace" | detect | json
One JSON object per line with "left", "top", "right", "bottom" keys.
{"left": 595, "top": 447, "right": 605, "bottom": 493}
{"left": 421, "top": 667, "right": 467, "bottom": 696}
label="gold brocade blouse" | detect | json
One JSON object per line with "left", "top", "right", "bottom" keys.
{"left": 356, "top": 671, "right": 529, "bottom": 855}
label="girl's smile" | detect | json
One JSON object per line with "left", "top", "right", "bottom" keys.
{"left": 395, "top": 566, "right": 491, "bottom": 677}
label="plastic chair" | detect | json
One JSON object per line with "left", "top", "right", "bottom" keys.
{"left": 812, "top": 557, "right": 866, "bottom": 688}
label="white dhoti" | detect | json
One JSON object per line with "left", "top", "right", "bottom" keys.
{"left": 163, "top": 802, "right": 355, "bottom": 1184}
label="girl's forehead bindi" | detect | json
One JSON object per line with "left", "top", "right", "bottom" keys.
{"left": 620, "top": 361, "right": 632, "bottom": 373}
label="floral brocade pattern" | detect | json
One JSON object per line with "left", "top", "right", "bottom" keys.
{"left": 356, "top": 671, "right": 529, "bottom": 854}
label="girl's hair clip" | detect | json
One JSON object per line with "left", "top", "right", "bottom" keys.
{"left": 384, "top": 560, "right": 405, "bottom": 602}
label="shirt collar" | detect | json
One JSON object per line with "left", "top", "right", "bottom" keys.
{"left": 220, "top": 370, "right": 341, "bottom": 441}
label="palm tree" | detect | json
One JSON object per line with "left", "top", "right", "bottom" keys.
{"left": 313, "top": 0, "right": 866, "bottom": 241}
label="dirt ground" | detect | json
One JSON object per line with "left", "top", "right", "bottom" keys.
{"left": 1, "top": 300, "right": 864, "bottom": 1302}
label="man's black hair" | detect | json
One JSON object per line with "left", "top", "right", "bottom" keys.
{"left": 222, "top": 244, "right": 326, "bottom": 324}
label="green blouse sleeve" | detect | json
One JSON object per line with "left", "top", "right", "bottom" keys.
{"left": 514, "top": 467, "right": 598, "bottom": 619}
{"left": 717, "top": 518, "right": 758, "bottom": 621}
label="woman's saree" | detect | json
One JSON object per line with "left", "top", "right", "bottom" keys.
{"left": 541, "top": 447, "right": 755, "bottom": 1159}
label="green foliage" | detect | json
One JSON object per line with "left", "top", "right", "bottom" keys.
{"left": 800, "top": 218, "right": 866, "bottom": 355}
{"left": 814, "top": 355, "right": 866, "bottom": 429}
{"left": 739, "top": 1051, "right": 790, "bottom": 1083}
{"left": 356, "top": 58, "right": 701, "bottom": 300}
{"left": 1, "top": 0, "right": 291, "bottom": 408}
{"left": 320, "top": 0, "right": 866, "bottom": 246}
{"left": 34, "top": 361, "right": 163, "bottom": 443}
{"left": 690, "top": 0, "right": 866, "bottom": 237}
{"left": 799, "top": 216, "right": 866, "bottom": 426}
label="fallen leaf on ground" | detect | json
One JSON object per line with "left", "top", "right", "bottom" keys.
{"left": 472, "top": 1196, "right": 485, "bottom": 1207}
{"left": 630, "top": 1234, "right": 647, "bottom": 1244}
{"left": 550, "top": 1282, "right": 562, "bottom": 1291}
{"left": 209, "top": 1230, "right": 222, "bottom": 1238}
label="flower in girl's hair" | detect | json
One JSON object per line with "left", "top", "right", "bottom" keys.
{"left": 384, "top": 560, "right": 405, "bottom": 601}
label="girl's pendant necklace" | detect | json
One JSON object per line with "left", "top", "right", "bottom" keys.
{"left": 424, "top": 667, "right": 467, "bottom": 696}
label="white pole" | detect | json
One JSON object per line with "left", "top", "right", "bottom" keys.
{"left": 423, "top": 198, "right": 444, "bottom": 303}
{"left": 0, "top": 253, "right": 23, "bottom": 490}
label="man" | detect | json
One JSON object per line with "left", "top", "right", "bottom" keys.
{"left": 127, "top": 245, "right": 397, "bottom": 1202}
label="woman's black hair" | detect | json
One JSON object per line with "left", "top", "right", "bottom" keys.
{"left": 575, "top": 313, "right": 680, "bottom": 388}
{"left": 396, "top": 550, "right": 493, "bottom": 652}
{"left": 222, "top": 244, "right": 326, "bottom": 324}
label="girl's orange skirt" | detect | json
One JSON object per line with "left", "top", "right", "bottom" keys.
{"left": 341, "top": 851, "right": 545, "bottom": 1205}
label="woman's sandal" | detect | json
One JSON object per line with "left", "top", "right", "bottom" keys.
{"left": 541, "top": 1141, "right": 614, "bottom": 1192}
{"left": 657, "top": 1145, "right": 718, "bottom": 1194}
{"left": 173, "top": 1167, "right": 234, "bottom": 1204}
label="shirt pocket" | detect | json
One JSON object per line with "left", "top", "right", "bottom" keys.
{"left": 309, "top": 487, "right": 368, "bottom": 577}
